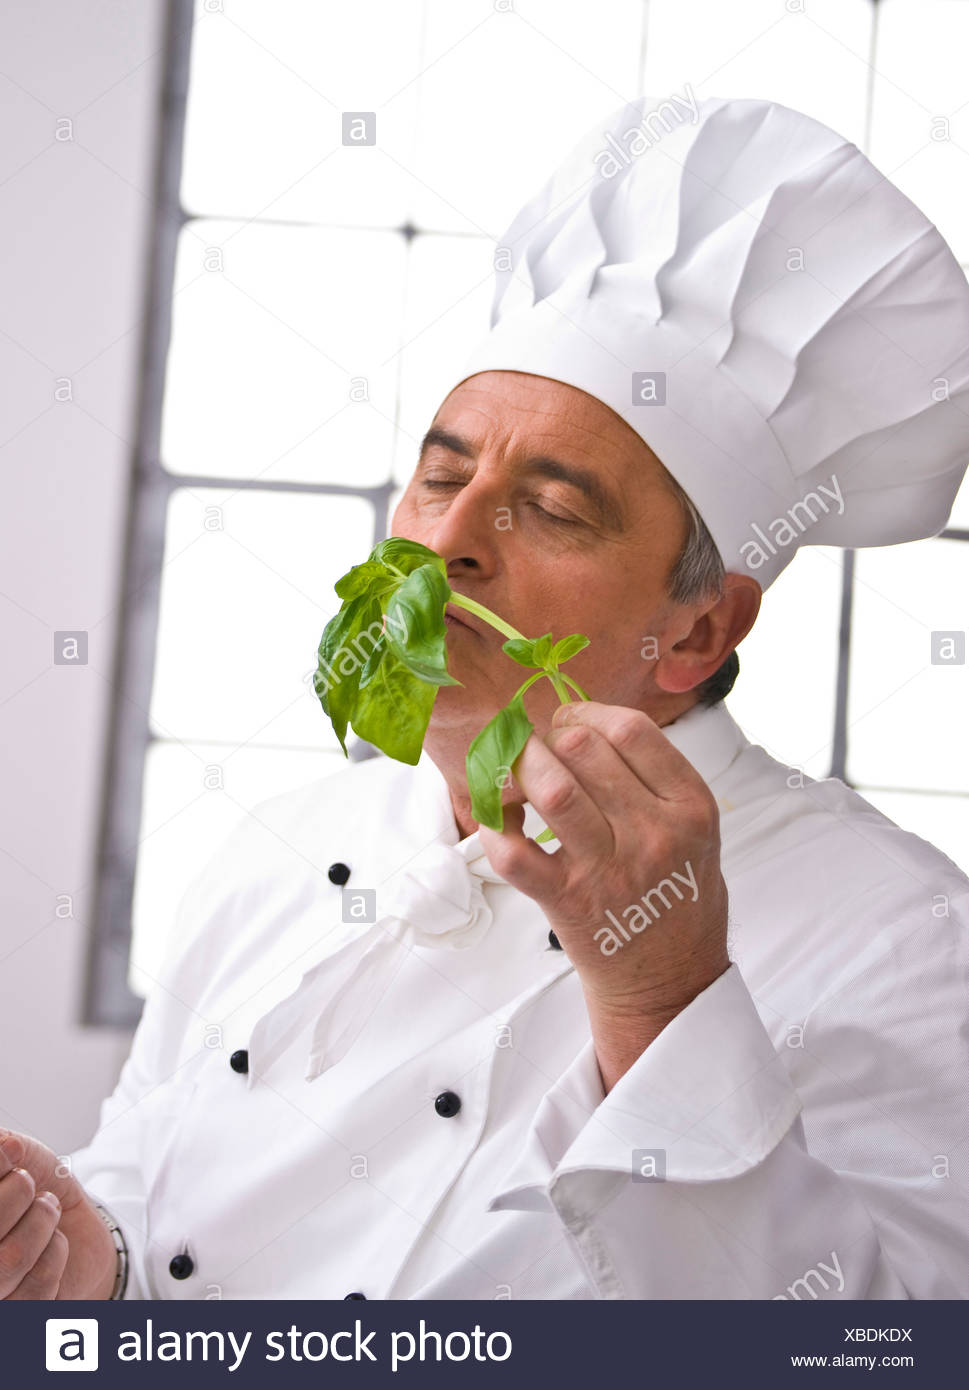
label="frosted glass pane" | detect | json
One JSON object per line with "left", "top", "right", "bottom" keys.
{"left": 870, "top": 0, "right": 969, "bottom": 261}
{"left": 643, "top": 0, "right": 871, "bottom": 145}
{"left": 723, "top": 546, "right": 842, "bottom": 778}
{"left": 847, "top": 538, "right": 969, "bottom": 791}
{"left": 150, "top": 488, "right": 373, "bottom": 746}
{"left": 162, "top": 220, "right": 404, "bottom": 485}
{"left": 181, "top": 0, "right": 423, "bottom": 225}
{"left": 856, "top": 787, "right": 969, "bottom": 878}
{"left": 394, "top": 233, "right": 496, "bottom": 483}
{"left": 129, "top": 740, "right": 348, "bottom": 996}
{"left": 407, "top": 0, "right": 645, "bottom": 234}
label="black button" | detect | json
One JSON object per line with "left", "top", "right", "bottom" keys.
{"left": 328, "top": 862, "right": 351, "bottom": 885}
{"left": 229, "top": 1049, "right": 249, "bottom": 1074}
{"left": 434, "top": 1090, "right": 461, "bottom": 1118}
{"left": 169, "top": 1252, "right": 194, "bottom": 1280}
{"left": 548, "top": 929, "right": 562, "bottom": 950}
{"left": 344, "top": 1291, "right": 367, "bottom": 1300}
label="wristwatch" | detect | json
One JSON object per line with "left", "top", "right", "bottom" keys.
{"left": 93, "top": 1202, "right": 129, "bottom": 1300}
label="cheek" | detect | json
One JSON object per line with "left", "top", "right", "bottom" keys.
{"left": 390, "top": 493, "right": 417, "bottom": 536}
{"left": 571, "top": 588, "right": 675, "bottom": 667}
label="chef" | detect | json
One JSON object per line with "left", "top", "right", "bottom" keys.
{"left": 3, "top": 93, "right": 969, "bottom": 1301}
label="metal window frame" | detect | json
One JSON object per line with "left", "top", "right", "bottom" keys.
{"left": 83, "top": 0, "right": 196, "bottom": 1029}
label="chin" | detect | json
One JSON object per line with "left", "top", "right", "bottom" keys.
{"left": 428, "top": 681, "right": 497, "bottom": 728}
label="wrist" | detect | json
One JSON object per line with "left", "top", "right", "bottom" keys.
{"left": 583, "top": 955, "right": 731, "bottom": 1092}
{"left": 585, "top": 951, "right": 730, "bottom": 1026}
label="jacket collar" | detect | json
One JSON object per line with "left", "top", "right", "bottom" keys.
{"left": 655, "top": 697, "right": 751, "bottom": 790}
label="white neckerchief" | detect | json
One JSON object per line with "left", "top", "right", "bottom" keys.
{"left": 304, "top": 755, "right": 551, "bottom": 1080}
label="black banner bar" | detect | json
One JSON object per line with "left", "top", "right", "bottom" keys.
{"left": 2, "top": 1298, "right": 958, "bottom": 1386}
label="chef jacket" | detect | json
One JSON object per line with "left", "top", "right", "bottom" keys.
{"left": 68, "top": 697, "right": 969, "bottom": 1300}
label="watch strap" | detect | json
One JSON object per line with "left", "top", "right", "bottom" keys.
{"left": 93, "top": 1202, "right": 129, "bottom": 1300}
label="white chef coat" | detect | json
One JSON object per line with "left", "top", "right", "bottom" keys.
{"left": 68, "top": 697, "right": 969, "bottom": 1300}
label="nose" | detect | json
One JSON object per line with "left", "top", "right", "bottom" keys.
{"left": 424, "top": 476, "right": 499, "bottom": 579}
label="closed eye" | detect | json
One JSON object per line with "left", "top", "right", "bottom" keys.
{"left": 528, "top": 502, "right": 579, "bottom": 525}
{"left": 419, "top": 479, "right": 580, "bottom": 525}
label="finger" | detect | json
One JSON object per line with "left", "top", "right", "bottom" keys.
{"left": 0, "top": 1190, "right": 61, "bottom": 1299}
{"left": 514, "top": 730, "right": 615, "bottom": 862}
{"left": 552, "top": 702, "right": 706, "bottom": 801}
{"left": 9, "top": 1134, "right": 82, "bottom": 1213}
{"left": 477, "top": 802, "right": 563, "bottom": 902}
{"left": 7, "top": 1227, "right": 69, "bottom": 1301}
{"left": 0, "top": 1135, "right": 24, "bottom": 1178}
{"left": 545, "top": 720, "right": 660, "bottom": 826}
{"left": 0, "top": 1165, "right": 37, "bottom": 1239}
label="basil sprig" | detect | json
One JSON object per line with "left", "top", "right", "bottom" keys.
{"left": 314, "top": 537, "right": 591, "bottom": 834}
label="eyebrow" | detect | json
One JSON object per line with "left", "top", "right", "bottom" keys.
{"left": 418, "top": 426, "right": 625, "bottom": 531}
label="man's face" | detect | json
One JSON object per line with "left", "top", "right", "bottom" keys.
{"left": 390, "top": 370, "right": 694, "bottom": 739}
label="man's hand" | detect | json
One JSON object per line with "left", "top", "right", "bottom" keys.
{"left": 0, "top": 1130, "right": 118, "bottom": 1299}
{"left": 477, "top": 701, "right": 730, "bottom": 1090}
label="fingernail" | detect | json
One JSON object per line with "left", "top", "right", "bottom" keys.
{"left": 39, "top": 1190, "right": 60, "bottom": 1210}
{"left": 0, "top": 1137, "right": 24, "bottom": 1166}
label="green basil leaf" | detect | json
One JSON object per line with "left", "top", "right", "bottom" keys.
{"left": 501, "top": 637, "right": 538, "bottom": 668}
{"left": 316, "top": 539, "right": 456, "bottom": 759}
{"left": 501, "top": 632, "right": 553, "bottom": 669}
{"left": 531, "top": 632, "right": 555, "bottom": 667}
{"left": 384, "top": 562, "right": 461, "bottom": 687}
{"left": 351, "top": 641, "right": 437, "bottom": 764}
{"left": 534, "top": 826, "right": 558, "bottom": 843}
{"left": 466, "top": 693, "right": 534, "bottom": 831}
{"left": 314, "top": 592, "right": 383, "bottom": 754}
{"left": 314, "top": 593, "right": 363, "bottom": 720}
{"left": 371, "top": 536, "right": 448, "bottom": 579}
{"left": 317, "top": 538, "right": 594, "bottom": 799}
{"left": 550, "top": 633, "right": 590, "bottom": 666}
{"left": 334, "top": 559, "right": 396, "bottom": 602}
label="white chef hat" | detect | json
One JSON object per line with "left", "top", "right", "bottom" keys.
{"left": 437, "top": 94, "right": 969, "bottom": 590}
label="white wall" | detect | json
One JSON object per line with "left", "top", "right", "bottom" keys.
{"left": 0, "top": 0, "right": 168, "bottom": 1152}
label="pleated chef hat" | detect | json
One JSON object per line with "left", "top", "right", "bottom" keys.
{"left": 437, "top": 94, "right": 969, "bottom": 590}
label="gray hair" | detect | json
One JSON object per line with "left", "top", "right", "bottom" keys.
{"left": 663, "top": 473, "right": 740, "bottom": 706}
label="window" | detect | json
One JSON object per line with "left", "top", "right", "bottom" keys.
{"left": 88, "top": 0, "right": 969, "bottom": 1024}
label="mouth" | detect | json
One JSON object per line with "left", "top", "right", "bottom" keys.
{"left": 444, "top": 602, "right": 484, "bottom": 638}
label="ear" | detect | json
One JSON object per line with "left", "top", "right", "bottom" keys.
{"left": 654, "top": 573, "right": 762, "bottom": 695}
